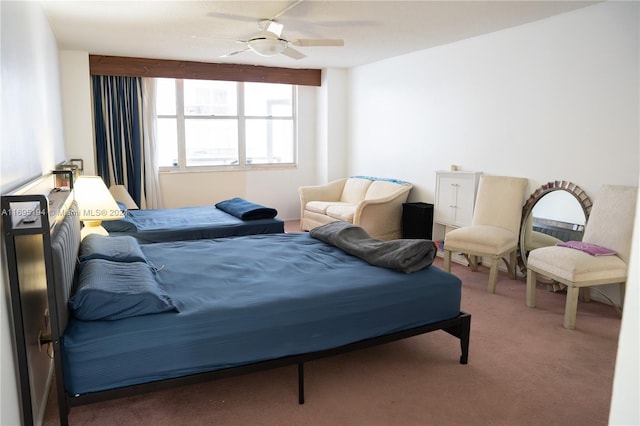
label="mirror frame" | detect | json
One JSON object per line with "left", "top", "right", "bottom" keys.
{"left": 518, "top": 180, "right": 593, "bottom": 273}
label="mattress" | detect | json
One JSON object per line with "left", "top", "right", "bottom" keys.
{"left": 102, "top": 205, "right": 284, "bottom": 243}
{"left": 61, "top": 233, "right": 461, "bottom": 395}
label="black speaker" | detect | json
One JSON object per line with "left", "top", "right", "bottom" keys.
{"left": 402, "top": 202, "right": 434, "bottom": 239}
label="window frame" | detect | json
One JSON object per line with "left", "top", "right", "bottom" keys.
{"left": 157, "top": 78, "right": 298, "bottom": 172}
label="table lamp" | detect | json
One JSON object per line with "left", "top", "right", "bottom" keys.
{"left": 74, "top": 176, "right": 124, "bottom": 239}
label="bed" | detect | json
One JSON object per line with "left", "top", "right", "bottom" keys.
{"left": 101, "top": 198, "right": 284, "bottom": 243}
{"left": 8, "top": 192, "right": 469, "bottom": 425}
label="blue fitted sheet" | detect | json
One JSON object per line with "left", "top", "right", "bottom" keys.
{"left": 102, "top": 205, "right": 284, "bottom": 243}
{"left": 61, "top": 233, "right": 461, "bottom": 395}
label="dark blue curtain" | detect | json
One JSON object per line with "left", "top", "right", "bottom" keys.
{"left": 92, "top": 76, "right": 144, "bottom": 206}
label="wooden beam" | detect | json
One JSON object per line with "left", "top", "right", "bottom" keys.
{"left": 89, "top": 55, "right": 321, "bottom": 86}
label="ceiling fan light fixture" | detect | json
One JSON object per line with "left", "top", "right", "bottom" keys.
{"left": 248, "top": 37, "right": 288, "bottom": 56}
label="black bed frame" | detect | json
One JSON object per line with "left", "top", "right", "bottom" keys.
{"left": 3, "top": 183, "right": 471, "bottom": 426}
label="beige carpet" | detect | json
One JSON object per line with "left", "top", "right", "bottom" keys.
{"left": 43, "top": 247, "right": 621, "bottom": 426}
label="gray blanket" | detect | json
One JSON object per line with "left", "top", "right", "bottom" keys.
{"left": 310, "top": 221, "right": 437, "bottom": 273}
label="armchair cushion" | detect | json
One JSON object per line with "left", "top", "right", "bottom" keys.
{"left": 365, "top": 180, "right": 404, "bottom": 200}
{"left": 527, "top": 245, "right": 627, "bottom": 283}
{"left": 306, "top": 201, "right": 339, "bottom": 215}
{"left": 326, "top": 204, "right": 356, "bottom": 222}
{"left": 445, "top": 225, "right": 518, "bottom": 254}
{"left": 341, "top": 178, "right": 373, "bottom": 203}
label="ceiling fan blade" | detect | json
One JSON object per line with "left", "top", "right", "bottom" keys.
{"left": 220, "top": 47, "right": 250, "bottom": 58}
{"left": 206, "top": 12, "right": 255, "bottom": 23}
{"left": 281, "top": 47, "right": 306, "bottom": 60}
{"left": 270, "top": 0, "right": 305, "bottom": 21}
{"left": 291, "top": 39, "right": 344, "bottom": 47}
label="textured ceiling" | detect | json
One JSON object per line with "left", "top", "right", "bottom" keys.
{"left": 42, "top": 0, "right": 598, "bottom": 69}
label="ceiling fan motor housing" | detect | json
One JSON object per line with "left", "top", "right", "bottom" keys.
{"left": 248, "top": 36, "right": 288, "bottom": 56}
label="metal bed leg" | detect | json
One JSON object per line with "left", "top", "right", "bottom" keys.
{"left": 459, "top": 314, "right": 471, "bottom": 365}
{"left": 297, "top": 363, "right": 305, "bottom": 404}
{"left": 443, "top": 313, "right": 471, "bottom": 365}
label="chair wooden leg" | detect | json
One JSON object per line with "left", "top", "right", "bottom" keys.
{"left": 509, "top": 250, "right": 517, "bottom": 279}
{"left": 564, "top": 286, "right": 580, "bottom": 329}
{"left": 443, "top": 250, "right": 452, "bottom": 272}
{"left": 579, "top": 287, "right": 591, "bottom": 303}
{"left": 487, "top": 257, "right": 499, "bottom": 294}
{"left": 469, "top": 255, "right": 478, "bottom": 271}
{"left": 526, "top": 269, "right": 537, "bottom": 308}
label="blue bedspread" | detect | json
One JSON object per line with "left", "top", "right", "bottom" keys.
{"left": 61, "top": 233, "right": 461, "bottom": 395}
{"left": 102, "top": 205, "right": 284, "bottom": 243}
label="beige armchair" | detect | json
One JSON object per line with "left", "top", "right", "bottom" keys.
{"left": 526, "top": 184, "right": 637, "bottom": 329}
{"left": 299, "top": 177, "right": 412, "bottom": 240}
{"left": 443, "top": 175, "right": 529, "bottom": 293}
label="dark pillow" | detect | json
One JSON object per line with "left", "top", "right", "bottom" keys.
{"left": 215, "top": 197, "right": 278, "bottom": 220}
{"left": 69, "top": 259, "right": 178, "bottom": 321}
{"left": 79, "top": 234, "right": 147, "bottom": 263}
{"left": 101, "top": 217, "right": 138, "bottom": 233}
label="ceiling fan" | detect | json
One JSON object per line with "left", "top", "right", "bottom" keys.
{"left": 219, "top": 1, "right": 344, "bottom": 60}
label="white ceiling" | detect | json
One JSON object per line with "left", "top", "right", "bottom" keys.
{"left": 42, "top": 0, "right": 598, "bottom": 69}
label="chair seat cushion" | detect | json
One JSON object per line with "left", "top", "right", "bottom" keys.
{"left": 305, "top": 201, "right": 347, "bottom": 215}
{"left": 527, "top": 245, "right": 628, "bottom": 283}
{"left": 444, "top": 225, "right": 517, "bottom": 254}
{"left": 326, "top": 204, "right": 356, "bottom": 222}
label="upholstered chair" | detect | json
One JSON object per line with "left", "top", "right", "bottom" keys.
{"left": 526, "top": 184, "right": 637, "bottom": 329}
{"left": 443, "top": 175, "right": 529, "bottom": 293}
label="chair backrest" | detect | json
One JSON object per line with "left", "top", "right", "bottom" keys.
{"left": 472, "top": 175, "right": 529, "bottom": 233}
{"left": 364, "top": 180, "right": 411, "bottom": 201}
{"left": 340, "top": 178, "right": 372, "bottom": 203}
{"left": 582, "top": 184, "right": 638, "bottom": 264}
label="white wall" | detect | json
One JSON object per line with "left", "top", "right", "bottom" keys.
{"left": 348, "top": 2, "right": 638, "bottom": 201}
{"left": 1, "top": 2, "right": 67, "bottom": 425}
{"left": 316, "top": 68, "right": 348, "bottom": 183}
{"left": 609, "top": 184, "right": 640, "bottom": 425}
{"left": 59, "top": 51, "right": 96, "bottom": 175}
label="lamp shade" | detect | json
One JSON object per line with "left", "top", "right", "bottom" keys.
{"left": 74, "top": 176, "right": 124, "bottom": 238}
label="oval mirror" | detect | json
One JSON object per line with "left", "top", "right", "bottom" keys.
{"left": 518, "top": 181, "right": 593, "bottom": 275}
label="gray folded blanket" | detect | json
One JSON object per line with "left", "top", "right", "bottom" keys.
{"left": 310, "top": 221, "right": 436, "bottom": 273}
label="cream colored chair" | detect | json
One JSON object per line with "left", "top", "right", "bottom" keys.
{"left": 526, "top": 184, "right": 637, "bottom": 329}
{"left": 443, "top": 175, "right": 528, "bottom": 293}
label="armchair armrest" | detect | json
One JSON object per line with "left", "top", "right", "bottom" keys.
{"left": 298, "top": 178, "right": 348, "bottom": 219}
{"left": 354, "top": 184, "right": 412, "bottom": 240}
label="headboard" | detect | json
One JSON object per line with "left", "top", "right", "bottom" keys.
{"left": 49, "top": 201, "right": 81, "bottom": 337}
{"left": 1, "top": 171, "right": 77, "bottom": 425}
{"left": 46, "top": 200, "right": 81, "bottom": 425}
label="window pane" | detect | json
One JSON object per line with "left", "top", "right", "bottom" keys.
{"left": 245, "top": 119, "right": 294, "bottom": 164}
{"left": 157, "top": 118, "right": 178, "bottom": 166}
{"left": 156, "top": 78, "right": 176, "bottom": 115}
{"left": 245, "top": 83, "right": 292, "bottom": 117}
{"left": 185, "top": 119, "right": 238, "bottom": 166}
{"left": 184, "top": 80, "right": 237, "bottom": 116}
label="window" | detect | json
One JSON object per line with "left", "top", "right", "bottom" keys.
{"left": 156, "top": 78, "right": 296, "bottom": 169}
